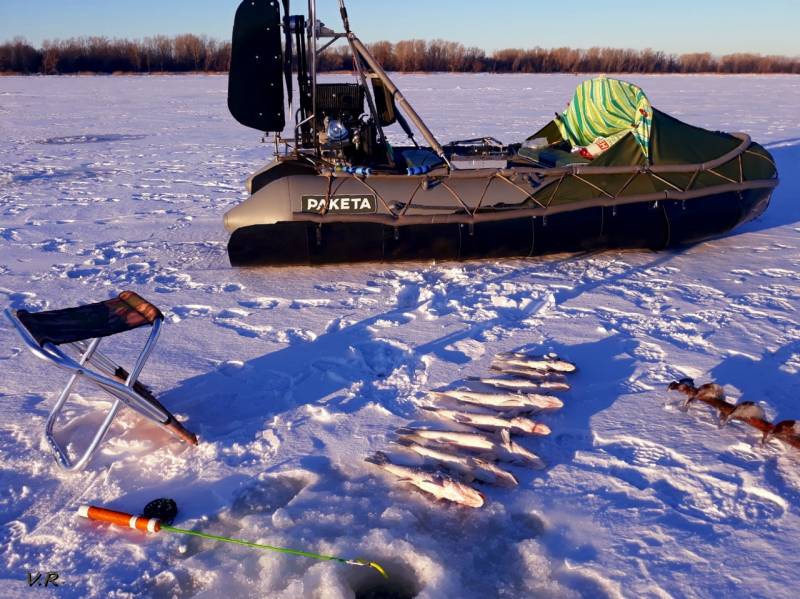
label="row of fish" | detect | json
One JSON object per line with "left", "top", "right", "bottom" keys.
{"left": 669, "top": 378, "right": 800, "bottom": 449}
{"left": 367, "top": 352, "right": 578, "bottom": 508}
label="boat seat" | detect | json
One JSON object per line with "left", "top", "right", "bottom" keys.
{"left": 5, "top": 291, "right": 197, "bottom": 471}
{"left": 517, "top": 146, "right": 590, "bottom": 168}
{"left": 398, "top": 147, "right": 444, "bottom": 169}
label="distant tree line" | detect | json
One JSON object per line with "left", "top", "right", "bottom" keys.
{"left": 0, "top": 36, "right": 230, "bottom": 74}
{"left": 322, "top": 40, "right": 800, "bottom": 74}
{"left": 2, "top": 36, "right": 799, "bottom": 75}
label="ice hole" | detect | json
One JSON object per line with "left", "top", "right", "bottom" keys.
{"left": 346, "top": 558, "right": 421, "bottom": 599}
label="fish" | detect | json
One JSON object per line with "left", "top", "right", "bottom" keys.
{"left": 469, "top": 376, "right": 571, "bottom": 393}
{"left": 397, "top": 427, "right": 546, "bottom": 470}
{"left": 395, "top": 427, "right": 498, "bottom": 451}
{"left": 396, "top": 440, "right": 519, "bottom": 488}
{"left": 495, "top": 430, "right": 547, "bottom": 469}
{"left": 431, "top": 390, "right": 564, "bottom": 413}
{"left": 366, "top": 451, "right": 485, "bottom": 507}
{"left": 495, "top": 352, "right": 577, "bottom": 374}
{"left": 668, "top": 378, "right": 727, "bottom": 412}
{"left": 719, "top": 401, "right": 767, "bottom": 427}
{"left": 420, "top": 406, "right": 551, "bottom": 436}
{"left": 763, "top": 420, "right": 800, "bottom": 448}
{"left": 489, "top": 364, "right": 568, "bottom": 383}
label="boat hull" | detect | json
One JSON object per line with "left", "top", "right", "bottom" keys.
{"left": 227, "top": 186, "right": 774, "bottom": 266}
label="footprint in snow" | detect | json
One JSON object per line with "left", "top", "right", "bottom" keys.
{"left": 170, "top": 305, "right": 214, "bottom": 322}
{"left": 590, "top": 436, "right": 787, "bottom": 523}
{"left": 230, "top": 475, "right": 309, "bottom": 518}
{"left": 291, "top": 298, "right": 332, "bottom": 309}
{"left": 0, "top": 228, "right": 21, "bottom": 241}
{"left": 208, "top": 282, "right": 244, "bottom": 293}
{"left": 4, "top": 291, "right": 48, "bottom": 311}
{"left": 175, "top": 474, "right": 312, "bottom": 561}
{"left": 238, "top": 297, "right": 281, "bottom": 310}
{"left": 42, "top": 133, "right": 147, "bottom": 145}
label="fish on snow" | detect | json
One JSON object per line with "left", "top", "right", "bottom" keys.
{"left": 763, "top": 420, "right": 800, "bottom": 448}
{"left": 719, "top": 401, "right": 767, "bottom": 427}
{"left": 397, "top": 427, "right": 546, "bottom": 469}
{"left": 495, "top": 352, "right": 577, "bottom": 373}
{"left": 396, "top": 439, "right": 519, "bottom": 488}
{"left": 489, "top": 364, "right": 569, "bottom": 383}
{"left": 471, "top": 376, "right": 571, "bottom": 393}
{"left": 396, "top": 427, "right": 498, "bottom": 451}
{"left": 431, "top": 390, "right": 564, "bottom": 413}
{"left": 420, "top": 406, "right": 551, "bottom": 436}
{"left": 495, "top": 429, "right": 547, "bottom": 469}
{"left": 366, "top": 451, "right": 485, "bottom": 507}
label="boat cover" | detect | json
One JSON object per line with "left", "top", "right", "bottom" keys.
{"left": 556, "top": 76, "right": 653, "bottom": 159}
{"left": 519, "top": 76, "right": 777, "bottom": 207}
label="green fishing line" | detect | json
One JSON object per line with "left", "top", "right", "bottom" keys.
{"left": 161, "top": 525, "right": 388, "bottom": 578}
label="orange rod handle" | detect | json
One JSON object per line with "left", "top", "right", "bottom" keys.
{"left": 77, "top": 505, "right": 161, "bottom": 533}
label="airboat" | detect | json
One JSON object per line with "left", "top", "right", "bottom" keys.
{"left": 224, "top": 0, "right": 778, "bottom": 266}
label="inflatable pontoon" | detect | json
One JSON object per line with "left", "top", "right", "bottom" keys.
{"left": 224, "top": 0, "right": 778, "bottom": 266}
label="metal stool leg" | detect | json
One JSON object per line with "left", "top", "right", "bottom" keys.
{"left": 44, "top": 338, "right": 122, "bottom": 471}
{"left": 5, "top": 306, "right": 198, "bottom": 471}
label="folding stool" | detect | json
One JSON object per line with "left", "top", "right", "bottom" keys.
{"left": 4, "top": 291, "right": 198, "bottom": 471}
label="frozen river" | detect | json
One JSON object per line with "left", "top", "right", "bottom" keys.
{"left": 1, "top": 73, "right": 799, "bottom": 598}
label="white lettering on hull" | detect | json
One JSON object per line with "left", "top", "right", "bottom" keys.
{"left": 300, "top": 195, "right": 378, "bottom": 214}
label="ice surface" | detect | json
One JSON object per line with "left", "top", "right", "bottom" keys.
{"left": 0, "top": 73, "right": 799, "bottom": 598}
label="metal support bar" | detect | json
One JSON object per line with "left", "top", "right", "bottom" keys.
{"left": 648, "top": 171, "right": 685, "bottom": 192}
{"left": 543, "top": 174, "right": 565, "bottom": 208}
{"left": 348, "top": 35, "right": 448, "bottom": 161}
{"left": 685, "top": 168, "right": 700, "bottom": 192}
{"left": 572, "top": 173, "right": 616, "bottom": 199}
{"left": 495, "top": 173, "right": 546, "bottom": 209}
{"left": 352, "top": 176, "right": 398, "bottom": 217}
{"left": 707, "top": 168, "right": 739, "bottom": 185}
{"left": 440, "top": 181, "right": 474, "bottom": 215}
{"left": 615, "top": 171, "right": 640, "bottom": 197}
{"left": 316, "top": 34, "right": 346, "bottom": 55}
{"left": 399, "top": 180, "right": 423, "bottom": 217}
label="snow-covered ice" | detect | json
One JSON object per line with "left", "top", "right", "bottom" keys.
{"left": 1, "top": 73, "right": 799, "bottom": 598}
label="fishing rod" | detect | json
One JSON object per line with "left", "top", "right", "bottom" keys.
{"left": 77, "top": 504, "right": 388, "bottom": 578}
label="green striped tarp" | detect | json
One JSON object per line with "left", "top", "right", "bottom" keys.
{"left": 556, "top": 76, "right": 653, "bottom": 160}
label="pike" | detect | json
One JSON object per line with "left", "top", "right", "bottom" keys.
{"left": 366, "top": 452, "right": 485, "bottom": 508}
{"left": 431, "top": 390, "right": 564, "bottom": 413}
{"left": 396, "top": 440, "right": 519, "bottom": 488}
{"left": 469, "top": 376, "right": 571, "bottom": 393}
{"left": 495, "top": 352, "right": 577, "bottom": 373}
{"left": 78, "top": 504, "right": 388, "bottom": 578}
{"left": 420, "top": 406, "right": 551, "bottom": 436}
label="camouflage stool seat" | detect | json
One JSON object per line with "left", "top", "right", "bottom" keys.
{"left": 5, "top": 291, "right": 198, "bottom": 471}
{"left": 16, "top": 291, "right": 163, "bottom": 346}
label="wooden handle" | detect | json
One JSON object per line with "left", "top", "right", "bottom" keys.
{"left": 77, "top": 505, "right": 161, "bottom": 533}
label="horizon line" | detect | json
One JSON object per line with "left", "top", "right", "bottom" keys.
{"left": 2, "top": 35, "right": 799, "bottom": 61}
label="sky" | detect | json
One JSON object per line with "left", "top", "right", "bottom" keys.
{"left": 1, "top": 0, "right": 799, "bottom": 56}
